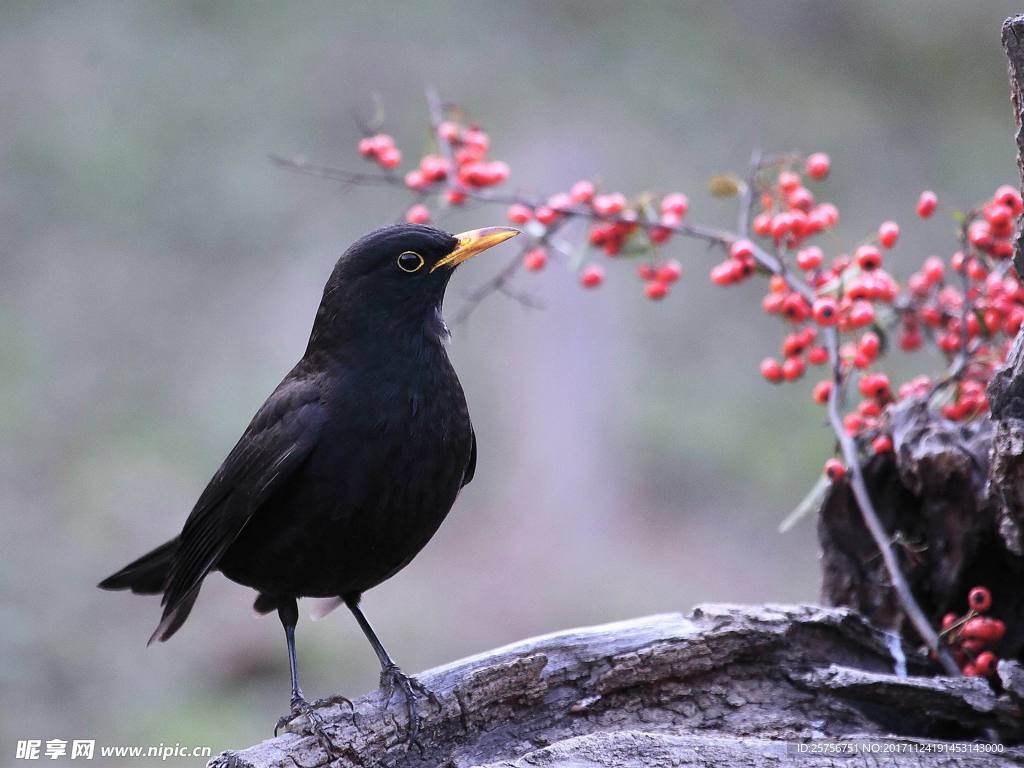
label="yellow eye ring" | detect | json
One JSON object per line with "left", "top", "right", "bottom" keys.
{"left": 397, "top": 251, "right": 425, "bottom": 273}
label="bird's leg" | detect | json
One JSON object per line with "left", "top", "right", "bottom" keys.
{"left": 344, "top": 596, "right": 436, "bottom": 744}
{"left": 273, "top": 599, "right": 339, "bottom": 756}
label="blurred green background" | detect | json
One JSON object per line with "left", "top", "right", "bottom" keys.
{"left": 3, "top": 1, "right": 1023, "bottom": 762}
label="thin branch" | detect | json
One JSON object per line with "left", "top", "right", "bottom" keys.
{"left": 824, "top": 326, "right": 960, "bottom": 676}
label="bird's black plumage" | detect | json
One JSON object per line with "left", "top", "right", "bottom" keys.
{"left": 100, "top": 222, "right": 517, "bottom": 736}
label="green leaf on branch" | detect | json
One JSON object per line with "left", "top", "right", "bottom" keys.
{"left": 779, "top": 474, "right": 831, "bottom": 533}
{"left": 708, "top": 174, "right": 744, "bottom": 198}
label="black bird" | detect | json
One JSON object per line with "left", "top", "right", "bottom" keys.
{"left": 99, "top": 223, "right": 518, "bottom": 737}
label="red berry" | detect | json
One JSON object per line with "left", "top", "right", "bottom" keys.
{"left": 824, "top": 458, "right": 846, "bottom": 481}
{"left": 796, "top": 246, "right": 824, "bottom": 271}
{"left": 462, "top": 127, "right": 490, "bottom": 153}
{"left": 968, "top": 586, "right": 992, "bottom": 613}
{"left": 968, "top": 220, "right": 993, "bottom": 250}
{"left": 446, "top": 189, "right": 466, "bottom": 205}
{"left": 489, "top": 160, "right": 510, "bottom": 184}
{"left": 593, "top": 193, "right": 626, "bottom": 217}
{"left": 984, "top": 201, "right": 1012, "bottom": 229}
{"left": 580, "top": 264, "right": 605, "bottom": 288}
{"left": 808, "top": 346, "right": 829, "bottom": 365}
{"left": 455, "top": 145, "right": 485, "bottom": 165}
{"left": 878, "top": 221, "right": 899, "bottom": 248}
{"left": 975, "top": 651, "right": 998, "bottom": 677}
{"left": 752, "top": 212, "right": 772, "bottom": 236}
{"left": 358, "top": 137, "right": 376, "bottom": 157}
{"left": 644, "top": 281, "right": 668, "bottom": 300}
{"left": 855, "top": 245, "right": 882, "bottom": 271}
{"left": 507, "top": 203, "right": 532, "bottom": 224}
{"left": 812, "top": 297, "right": 839, "bottom": 326}
{"left": 961, "top": 616, "right": 1005, "bottom": 643}
{"left": 570, "top": 180, "right": 595, "bottom": 204}
{"left": 858, "top": 372, "right": 891, "bottom": 400}
{"left": 437, "top": 121, "right": 460, "bottom": 143}
{"left": 817, "top": 203, "right": 839, "bottom": 228}
{"left": 995, "top": 184, "right": 1023, "bottom": 215}
{"left": 731, "top": 239, "right": 755, "bottom": 261}
{"left": 922, "top": 256, "right": 944, "bottom": 284}
{"left": 649, "top": 225, "right": 672, "bottom": 244}
{"left": 843, "top": 412, "right": 866, "bottom": 436}
{"left": 637, "top": 264, "right": 657, "bottom": 281}
{"left": 523, "top": 248, "right": 547, "bottom": 272}
{"left": 848, "top": 301, "right": 875, "bottom": 328}
{"left": 859, "top": 400, "right": 881, "bottom": 418}
{"left": 419, "top": 154, "right": 449, "bottom": 181}
{"left": 787, "top": 187, "right": 814, "bottom": 212}
{"left": 405, "top": 204, "right": 431, "bottom": 224}
{"left": 534, "top": 206, "right": 558, "bottom": 226}
{"left": 782, "top": 293, "right": 810, "bottom": 322}
{"left": 805, "top": 152, "right": 830, "bottom": 180}
{"left": 858, "top": 332, "right": 880, "bottom": 360}
{"left": 710, "top": 261, "right": 738, "bottom": 286}
{"left": 657, "top": 259, "right": 682, "bottom": 284}
{"left": 917, "top": 190, "right": 938, "bottom": 218}
{"left": 660, "top": 192, "right": 689, "bottom": 217}
{"left": 360, "top": 133, "right": 394, "bottom": 158}
{"left": 782, "top": 332, "right": 806, "bottom": 358}
{"left": 778, "top": 170, "right": 801, "bottom": 193}
{"left": 941, "top": 612, "right": 959, "bottom": 631}
{"left": 377, "top": 145, "right": 402, "bottom": 169}
{"left": 760, "top": 357, "right": 784, "bottom": 383}
{"left": 782, "top": 356, "right": 805, "bottom": 381}
{"left": 812, "top": 380, "right": 832, "bottom": 404}
{"left": 871, "top": 434, "right": 893, "bottom": 454}
{"left": 404, "top": 169, "right": 429, "bottom": 190}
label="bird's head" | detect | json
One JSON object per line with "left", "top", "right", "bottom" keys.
{"left": 309, "top": 223, "right": 519, "bottom": 347}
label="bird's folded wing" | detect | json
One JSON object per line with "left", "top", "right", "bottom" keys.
{"left": 153, "top": 374, "right": 326, "bottom": 641}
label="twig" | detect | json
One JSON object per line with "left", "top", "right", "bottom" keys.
{"left": 823, "top": 326, "right": 960, "bottom": 676}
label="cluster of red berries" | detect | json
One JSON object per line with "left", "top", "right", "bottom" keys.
{"left": 940, "top": 586, "right": 1005, "bottom": 678}
{"left": 357, "top": 133, "right": 402, "bottom": 170}
{"left": 507, "top": 181, "right": 693, "bottom": 298}
{"left": 705, "top": 155, "right": 1024, "bottom": 480}
{"left": 744, "top": 156, "right": 839, "bottom": 253}
{"left": 357, "top": 122, "right": 510, "bottom": 226}
{"left": 351, "top": 123, "right": 1022, "bottom": 482}
{"left": 416, "top": 120, "right": 510, "bottom": 194}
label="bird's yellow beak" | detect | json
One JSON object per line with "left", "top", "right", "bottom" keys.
{"left": 432, "top": 227, "right": 520, "bottom": 271}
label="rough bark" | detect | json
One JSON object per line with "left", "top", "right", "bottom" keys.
{"left": 1002, "top": 15, "right": 1024, "bottom": 278}
{"left": 991, "top": 13, "right": 1024, "bottom": 570}
{"left": 208, "top": 604, "right": 1022, "bottom": 768}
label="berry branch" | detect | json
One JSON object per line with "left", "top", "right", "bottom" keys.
{"left": 275, "top": 91, "right": 1024, "bottom": 676}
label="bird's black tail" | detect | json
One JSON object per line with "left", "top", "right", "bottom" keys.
{"left": 98, "top": 538, "right": 178, "bottom": 595}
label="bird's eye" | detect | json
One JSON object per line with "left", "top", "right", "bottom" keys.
{"left": 397, "top": 251, "right": 425, "bottom": 273}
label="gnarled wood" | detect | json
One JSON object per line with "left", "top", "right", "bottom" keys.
{"left": 208, "top": 604, "right": 1023, "bottom": 768}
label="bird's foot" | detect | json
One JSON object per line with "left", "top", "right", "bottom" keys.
{"left": 379, "top": 663, "right": 437, "bottom": 746}
{"left": 275, "top": 696, "right": 339, "bottom": 757}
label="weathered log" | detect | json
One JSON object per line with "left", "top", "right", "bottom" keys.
{"left": 208, "top": 604, "right": 1023, "bottom": 768}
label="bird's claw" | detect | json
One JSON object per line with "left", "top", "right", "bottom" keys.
{"left": 274, "top": 696, "right": 339, "bottom": 757}
{"left": 314, "top": 692, "right": 355, "bottom": 714}
{"left": 379, "top": 663, "right": 435, "bottom": 746}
